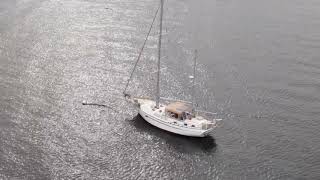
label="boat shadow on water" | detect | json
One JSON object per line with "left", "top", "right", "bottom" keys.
{"left": 128, "top": 114, "right": 217, "bottom": 154}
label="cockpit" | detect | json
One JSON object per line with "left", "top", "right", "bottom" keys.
{"left": 165, "top": 102, "right": 193, "bottom": 120}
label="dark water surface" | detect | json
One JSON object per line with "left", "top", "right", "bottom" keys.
{"left": 1, "top": 0, "right": 320, "bottom": 179}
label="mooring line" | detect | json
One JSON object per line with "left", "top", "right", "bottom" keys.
{"left": 82, "top": 101, "right": 118, "bottom": 112}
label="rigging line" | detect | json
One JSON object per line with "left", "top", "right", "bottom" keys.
{"left": 123, "top": 4, "right": 160, "bottom": 96}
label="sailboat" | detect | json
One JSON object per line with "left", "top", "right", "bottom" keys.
{"left": 123, "top": 0, "right": 221, "bottom": 137}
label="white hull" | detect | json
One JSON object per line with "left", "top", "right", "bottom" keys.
{"left": 139, "top": 107, "right": 213, "bottom": 137}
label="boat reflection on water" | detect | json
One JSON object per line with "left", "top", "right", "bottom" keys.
{"left": 129, "top": 115, "right": 217, "bottom": 154}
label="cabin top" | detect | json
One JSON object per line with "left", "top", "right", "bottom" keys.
{"left": 165, "top": 102, "right": 192, "bottom": 115}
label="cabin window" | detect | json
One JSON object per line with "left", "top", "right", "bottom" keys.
{"left": 174, "top": 114, "right": 178, "bottom": 119}
{"left": 191, "top": 125, "right": 195, "bottom": 127}
{"left": 182, "top": 112, "right": 187, "bottom": 120}
{"left": 184, "top": 123, "right": 187, "bottom": 126}
{"left": 186, "top": 112, "right": 192, "bottom": 120}
{"left": 169, "top": 112, "right": 178, "bottom": 119}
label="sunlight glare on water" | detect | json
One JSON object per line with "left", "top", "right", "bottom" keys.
{"left": 1, "top": 0, "right": 320, "bottom": 179}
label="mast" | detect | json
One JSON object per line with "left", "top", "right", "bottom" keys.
{"left": 192, "top": 50, "right": 197, "bottom": 114}
{"left": 156, "top": 0, "right": 164, "bottom": 108}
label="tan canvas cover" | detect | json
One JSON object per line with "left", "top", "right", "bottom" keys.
{"left": 165, "top": 102, "right": 192, "bottom": 115}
